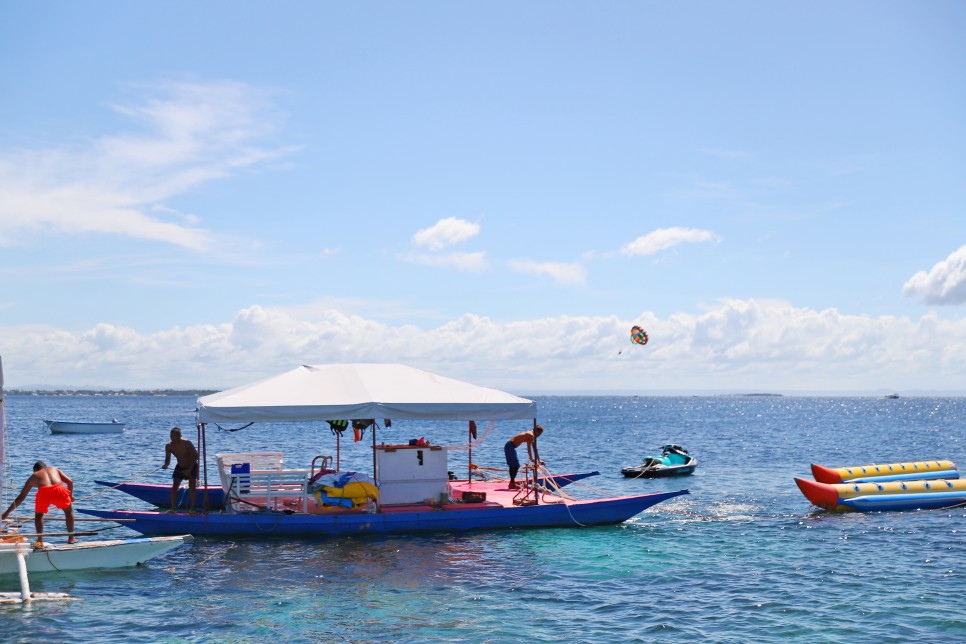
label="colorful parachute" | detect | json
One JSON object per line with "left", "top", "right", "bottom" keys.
{"left": 630, "top": 325, "right": 649, "bottom": 346}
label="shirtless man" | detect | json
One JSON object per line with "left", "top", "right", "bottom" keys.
{"left": 504, "top": 425, "right": 544, "bottom": 489}
{"left": 162, "top": 427, "right": 199, "bottom": 513}
{"left": 1, "top": 461, "right": 76, "bottom": 546}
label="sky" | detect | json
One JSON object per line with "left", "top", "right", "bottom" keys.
{"left": 1, "top": 2, "right": 965, "bottom": 394}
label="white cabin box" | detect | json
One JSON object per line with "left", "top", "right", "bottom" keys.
{"left": 374, "top": 445, "right": 450, "bottom": 505}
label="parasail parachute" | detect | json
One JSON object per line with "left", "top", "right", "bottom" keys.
{"left": 630, "top": 325, "right": 649, "bottom": 346}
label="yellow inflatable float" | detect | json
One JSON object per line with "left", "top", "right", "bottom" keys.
{"left": 810, "top": 459, "right": 957, "bottom": 484}
{"left": 316, "top": 481, "right": 379, "bottom": 508}
{"left": 796, "top": 476, "right": 966, "bottom": 512}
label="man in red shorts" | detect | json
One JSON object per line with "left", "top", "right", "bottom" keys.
{"left": 1, "top": 460, "right": 76, "bottom": 547}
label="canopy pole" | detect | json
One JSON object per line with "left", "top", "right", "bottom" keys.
{"left": 198, "top": 422, "right": 209, "bottom": 513}
{"left": 371, "top": 424, "right": 377, "bottom": 487}
{"left": 532, "top": 418, "right": 539, "bottom": 505}
{"left": 467, "top": 423, "right": 473, "bottom": 487}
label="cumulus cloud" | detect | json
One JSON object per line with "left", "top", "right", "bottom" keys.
{"left": 0, "top": 79, "right": 295, "bottom": 251}
{"left": 507, "top": 260, "right": 587, "bottom": 286}
{"left": 3, "top": 300, "right": 966, "bottom": 392}
{"left": 903, "top": 244, "right": 966, "bottom": 305}
{"left": 621, "top": 227, "right": 714, "bottom": 257}
{"left": 405, "top": 217, "right": 485, "bottom": 272}
{"left": 412, "top": 217, "right": 480, "bottom": 251}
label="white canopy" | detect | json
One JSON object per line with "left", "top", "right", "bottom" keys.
{"left": 197, "top": 363, "right": 537, "bottom": 424}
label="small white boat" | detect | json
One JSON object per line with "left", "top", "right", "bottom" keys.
{"left": 0, "top": 535, "right": 192, "bottom": 575}
{"left": 44, "top": 418, "right": 125, "bottom": 434}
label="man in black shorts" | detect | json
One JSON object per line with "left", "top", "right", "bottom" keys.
{"left": 162, "top": 427, "right": 199, "bottom": 513}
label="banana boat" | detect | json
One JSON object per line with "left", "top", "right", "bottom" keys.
{"left": 810, "top": 459, "right": 958, "bottom": 484}
{"left": 795, "top": 476, "right": 966, "bottom": 512}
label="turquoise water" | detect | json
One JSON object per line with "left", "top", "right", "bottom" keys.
{"left": 1, "top": 395, "right": 964, "bottom": 642}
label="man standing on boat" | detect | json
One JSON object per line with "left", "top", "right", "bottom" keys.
{"left": 504, "top": 425, "right": 544, "bottom": 489}
{"left": 1, "top": 461, "right": 76, "bottom": 547}
{"left": 162, "top": 427, "right": 199, "bottom": 513}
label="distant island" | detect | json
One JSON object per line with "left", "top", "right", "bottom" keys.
{"left": 6, "top": 388, "right": 217, "bottom": 396}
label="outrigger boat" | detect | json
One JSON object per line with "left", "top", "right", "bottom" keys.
{"left": 0, "top": 533, "right": 192, "bottom": 575}
{"left": 93, "top": 470, "right": 602, "bottom": 511}
{"left": 621, "top": 444, "right": 697, "bottom": 478}
{"left": 80, "top": 364, "right": 689, "bottom": 537}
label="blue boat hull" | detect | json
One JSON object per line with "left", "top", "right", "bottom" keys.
{"left": 78, "top": 489, "right": 688, "bottom": 537}
{"left": 95, "top": 480, "right": 226, "bottom": 509}
{"left": 94, "top": 471, "right": 601, "bottom": 510}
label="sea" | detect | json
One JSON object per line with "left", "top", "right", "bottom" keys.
{"left": 0, "top": 393, "right": 964, "bottom": 642}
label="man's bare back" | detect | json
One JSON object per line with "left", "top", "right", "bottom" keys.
{"left": 1, "top": 461, "right": 76, "bottom": 545}
{"left": 30, "top": 466, "right": 67, "bottom": 488}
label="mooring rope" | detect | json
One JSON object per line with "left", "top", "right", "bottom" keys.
{"left": 73, "top": 466, "right": 164, "bottom": 503}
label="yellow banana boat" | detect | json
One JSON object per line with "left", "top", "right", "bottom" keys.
{"left": 796, "top": 476, "right": 966, "bottom": 512}
{"left": 810, "top": 459, "right": 957, "bottom": 484}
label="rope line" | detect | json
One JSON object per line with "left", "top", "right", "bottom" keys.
{"left": 74, "top": 466, "right": 164, "bottom": 503}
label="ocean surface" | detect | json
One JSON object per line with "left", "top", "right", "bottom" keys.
{"left": 1, "top": 394, "right": 964, "bottom": 642}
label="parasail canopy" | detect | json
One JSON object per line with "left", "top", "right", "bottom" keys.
{"left": 630, "top": 325, "right": 649, "bottom": 346}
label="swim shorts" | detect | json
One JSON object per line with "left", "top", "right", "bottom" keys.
{"left": 173, "top": 462, "right": 199, "bottom": 482}
{"left": 35, "top": 484, "right": 72, "bottom": 514}
{"left": 504, "top": 441, "right": 520, "bottom": 469}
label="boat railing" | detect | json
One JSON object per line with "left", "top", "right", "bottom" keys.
{"left": 223, "top": 468, "right": 310, "bottom": 513}
{"left": 311, "top": 455, "right": 334, "bottom": 477}
{"left": 216, "top": 452, "right": 310, "bottom": 513}
{"left": 215, "top": 452, "right": 283, "bottom": 488}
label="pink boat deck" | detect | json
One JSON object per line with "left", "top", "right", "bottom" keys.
{"left": 228, "top": 478, "right": 560, "bottom": 515}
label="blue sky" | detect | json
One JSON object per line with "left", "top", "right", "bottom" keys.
{"left": 1, "top": 2, "right": 965, "bottom": 393}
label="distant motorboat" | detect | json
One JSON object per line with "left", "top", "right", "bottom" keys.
{"left": 44, "top": 419, "right": 125, "bottom": 434}
{"left": 883, "top": 393, "right": 900, "bottom": 399}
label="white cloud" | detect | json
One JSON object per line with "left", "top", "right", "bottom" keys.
{"left": 621, "top": 227, "right": 714, "bottom": 257}
{"left": 3, "top": 300, "right": 966, "bottom": 392}
{"left": 412, "top": 217, "right": 480, "bottom": 251}
{"left": 507, "top": 260, "right": 587, "bottom": 286}
{"left": 0, "top": 79, "right": 295, "bottom": 251}
{"left": 903, "top": 244, "right": 966, "bottom": 305}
